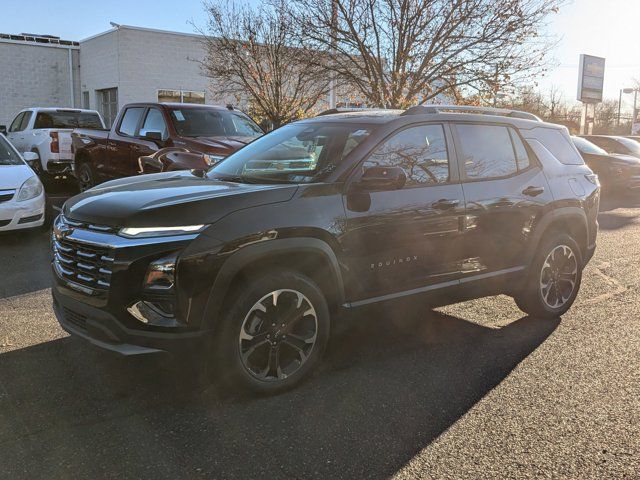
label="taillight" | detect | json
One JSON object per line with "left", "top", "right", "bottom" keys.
{"left": 50, "top": 131, "right": 59, "bottom": 153}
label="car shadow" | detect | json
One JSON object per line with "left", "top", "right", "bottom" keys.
{"left": 0, "top": 306, "right": 559, "bottom": 479}
{"left": 0, "top": 227, "right": 52, "bottom": 299}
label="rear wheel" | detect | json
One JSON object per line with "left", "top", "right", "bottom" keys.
{"left": 77, "top": 162, "right": 96, "bottom": 192}
{"left": 214, "top": 269, "right": 330, "bottom": 394}
{"left": 515, "top": 233, "right": 583, "bottom": 318}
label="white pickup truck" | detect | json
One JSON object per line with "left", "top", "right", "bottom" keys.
{"left": 3, "top": 108, "right": 105, "bottom": 177}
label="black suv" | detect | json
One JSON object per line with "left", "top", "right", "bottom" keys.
{"left": 52, "top": 105, "right": 599, "bottom": 394}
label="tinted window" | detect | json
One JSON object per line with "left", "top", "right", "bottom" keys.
{"left": 615, "top": 137, "right": 640, "bottom": 155}
{"left": 572, "top": 136, "right": 607, "bottom": 155}
{"left": 456, "top": 124, "right": 518, "bottom": 179}
{"left": 169, "top": 108, "right": 262, "bottom": 138}
{"left": 33, "top": 111, "right": 103, "bottom": 129}
{"left": 0, "top": 135, "right": 22, "bottom": 165}
{"left": 118, "top": 108, "right": 145, "bottom": 137}
{"left": 9, "top": 112, "right": 25, "bottom": 133}
{"left": 365, "top": 124, "right": 449, "bottom": 185}
{"left": 210, "top": 123, "right": 372, "bottom": 184}
{"left": 19, "top": 112, "right": 32, "bottom": 130}
{"left": 140, "top": 109, "right": 168, "bottom": 140}
{"left": 531, "top": 128, "right": 584, "bottom": 165}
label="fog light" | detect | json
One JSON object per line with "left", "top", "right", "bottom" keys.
{"left": 144, "top": 253, "right": 178, "bottom": 291}
{"left": 128, "top": 300, "right": 181, "bottom": 327}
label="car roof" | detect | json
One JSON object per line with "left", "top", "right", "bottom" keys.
{"left": 299, "top": 109, "right": 563, "bottom": 131}
{"left": 24, "top": 108, "right": 99, "bottom": 113}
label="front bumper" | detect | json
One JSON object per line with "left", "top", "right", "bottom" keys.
{"left": 52, "top": 283, "right": 210, "bottom": 356}
{"left": 0, "top": 193, "right": 45, "bottom": 232}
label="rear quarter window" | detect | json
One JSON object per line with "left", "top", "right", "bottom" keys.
{"left": 527, "top": 127, "right": 584, "bottom": 165}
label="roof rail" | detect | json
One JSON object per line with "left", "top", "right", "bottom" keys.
{"left": 402, "top": 105, "right": 542, "bottom": 122}
{"left": 316, "top": 107, "right": 382, "bottom": 116}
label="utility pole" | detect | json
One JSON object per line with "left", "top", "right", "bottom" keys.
{"left": 328, "top": 0, "right": 337, "bottom": 109}
{"left": 617, "top": 89, "right": 622, "bottom": 127}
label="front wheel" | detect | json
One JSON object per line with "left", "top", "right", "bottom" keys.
{"left": 214, "top": 269, "right": 330, "bottom": 394}
{"left": 514, "top": 233, "right": 583, "bottom": 319}
{"left": 76, "top": 162, "right": 96, "bottom": 192}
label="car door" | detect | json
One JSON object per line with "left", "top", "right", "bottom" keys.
{"left": 105, "top": 106, "right": 145, "bottom": 178}
{"left": 341, "top": 123, "right": 466, "bottom": 301}
{"left": 130, "top": 107, "right": 170, "bottom": 172}
{"left": 453, "top": 123, "right": 553, "bottom": 279}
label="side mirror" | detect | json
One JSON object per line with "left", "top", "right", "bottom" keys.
{"left": 358, "top": 165, "right": 407, "bottom": 191}
{"left": 22, "top": 151, "right": 39, "bottom": 169}
{"left": 0, "top": 125, "right": 6, "bottom": 136}
{"left": 142, "top": 131, "right": 165, "bottom": 145}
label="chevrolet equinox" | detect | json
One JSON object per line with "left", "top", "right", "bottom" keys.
{"left": 52, "top": 105, "right": 599, "bottom": 394}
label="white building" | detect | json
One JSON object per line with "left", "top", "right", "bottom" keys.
{"left": 0, "top": 25, "right": 229, "bottom": 128}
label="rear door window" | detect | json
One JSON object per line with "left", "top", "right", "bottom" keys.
{"left": 455, "top": 124, "right": 519, "bottom": 179}
{"left": 118, "top": 108, "right": 145, "bottom": 137}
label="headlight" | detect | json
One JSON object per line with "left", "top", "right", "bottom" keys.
{"left": 17, "top": 175, "right": 44, "bottom": 202}
{"left": 203, "top": 154, "right": 225, "bottom": 166}
{"left": 119, "top": 224, "right": 206, "bottom": 238}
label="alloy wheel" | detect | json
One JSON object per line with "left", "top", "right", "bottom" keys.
{"left": 238, "top": 289, "right": 318, "bottom": 382}
{"left": 539, "top": 245, "right": 578, "bottom": 309}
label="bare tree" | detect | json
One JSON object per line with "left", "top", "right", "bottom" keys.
{"left": 292, "top": 0, "right": 564, "bottom": 108}
{"left": 200, "top": 0, "right": 331, "bottom": 128}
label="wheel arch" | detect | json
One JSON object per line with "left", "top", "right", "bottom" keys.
{"left": 202, "top": 237, "right": 346, "bottom": 330}
{"left": 530, "top": 208, "right": 589, "bottom": 265}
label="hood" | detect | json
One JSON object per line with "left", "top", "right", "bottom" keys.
{"left": 188, "top": 136, "right": 258, "bottom": 153}
{"left": 0, "top": 165, "right": 36, "bottom": 189}
{"left": 63, "top": 170, "right": 298, "bottom": 228}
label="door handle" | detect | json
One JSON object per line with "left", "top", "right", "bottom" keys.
{"left": 432, "top": 198, "right": 460, "bottom": 210}
{"left": 522, "top": 186, "right": 545, "bottom": 197}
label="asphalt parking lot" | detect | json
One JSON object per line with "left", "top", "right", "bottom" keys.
{"left": 0, "top": 185, "right": 638, "bottom": 479}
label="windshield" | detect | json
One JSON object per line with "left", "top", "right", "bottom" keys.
{"left": 169, "top": 107, "right": 263, "bottom": 138}
{"left": 0, "top": 136, "right": 23, "bottom": 166}
{"left": 34, "top": 111, "right": 103, "bottom": 129}
{"left": 209, "top": 123, "right": 374, "bottom": 184}
{"left": 616, "top": 137, "right": 640, "bottom": 155}
{"left": 572, "top": 136, "right": 607, "bottom": 155}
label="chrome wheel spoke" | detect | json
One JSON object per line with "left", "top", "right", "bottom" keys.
{"left": 238, "top": 289, "right": 318, "bottom": 382}
{"left": 539, "top": 244, "right": 578, "bottom": 310}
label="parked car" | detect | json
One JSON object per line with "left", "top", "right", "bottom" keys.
{"left": 581, "top": 135, "right": 640, "bottom": 160}
{"left": 0, "top": 134, "right": 45, "bottom": 232}
{"left": 71, "top": 103, "right": 263, "bottom": 191}
{"left": 52, "top": 106, "right": 599, "bottom": 394}
{"left": 572, "top": 136, "right": 640, "bottom": 190}
{"left": 4, "top": 108, "right": 104, "bottom": 178}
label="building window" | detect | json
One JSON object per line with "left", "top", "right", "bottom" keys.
{"left": 158, "top": 89, "right": 205, "bottom": 104}
{"left": 97, "top": 88, "right": 118, "bottom": 128}
{"left": 82, "top": 91, "right": 90, "bottom": 110}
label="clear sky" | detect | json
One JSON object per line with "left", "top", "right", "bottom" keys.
{"left": 1, "top": 0, "right": 638, "bottom": 112}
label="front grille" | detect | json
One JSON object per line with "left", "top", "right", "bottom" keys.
{"left": 53, "top": 236, "right": 114, "bottom": 291}
{"left": 63, "top": 307, "right": 87, "bottom": 331}
{"left": 0, "top": 190, "right": 15, "bottom": 203}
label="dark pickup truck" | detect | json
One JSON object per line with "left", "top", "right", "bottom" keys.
{"left": 71, "top": 102, "right": 263, "bottom": 191}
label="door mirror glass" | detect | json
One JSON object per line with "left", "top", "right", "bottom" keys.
{"left": 359, "top": 165, "right": 407, "bottom": 191}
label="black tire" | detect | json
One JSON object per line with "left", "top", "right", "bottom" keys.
{"left": 213, "top": 268, "right": 330, "bottom": 395}
{"left": 514, "top": 233, "right": 583, "bottom": 319}
{"left": 77, "top": 162, "right": 96, "bottom": 192}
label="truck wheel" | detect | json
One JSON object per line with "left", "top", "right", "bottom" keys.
{"left": 214, "top": 269, "right": 330, "bottom": 394}
{"left": 514, "top": 233, "right": 583, "bottom": 319}
{"left": 77, "top": 163, "right": 96, "bottom": 192}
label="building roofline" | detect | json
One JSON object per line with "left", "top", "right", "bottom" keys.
{"left": 80, "top": 24, "right": 202, "bottom": 43}
{"left": 0, "top": 36, "right": 79, "bottom": 50}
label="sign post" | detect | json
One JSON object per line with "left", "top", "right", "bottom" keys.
{"left": 577, "top": 54, "right": 605, "bottom": 135}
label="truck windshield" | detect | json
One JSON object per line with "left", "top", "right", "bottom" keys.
{"left": 169, "top": 108, "right": 263, "bottom": 138}
{"left": 34, "top": 111, "right": 103, "bottom": 129}
{"left": 0, "top": 136, "right": 23, "bottom": 166}
{"left": 209, "top": 123, "right": 373, "bottom": 184}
